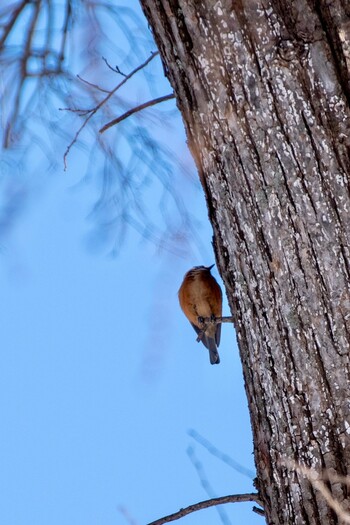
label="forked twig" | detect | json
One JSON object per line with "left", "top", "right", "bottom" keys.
{"left": 62, "top": 51, "right": 159, "bottom": 168}
{"left": 102, "top": 56, "right": 126, "bottom": 76}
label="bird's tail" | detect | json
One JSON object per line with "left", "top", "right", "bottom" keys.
{"left": 207, "top": 337, "right": 220, "bottom": 365}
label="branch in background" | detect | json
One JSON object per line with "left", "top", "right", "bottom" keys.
{"left": 188, "top": 429, "right": 255, "bottom": 479}
{"left": 99, "top": 93, "right": 175, "bottom": 134}
{"left": 187, "top": 445, "right": 232, "bottom": 525}
{"left": 146, "top": 493, "right": 261, "bottom": 525}
{"left": 0, "top": 2, "right": 199, "bottom": 257}
{"left": 0, "top": 0, "right": 27, "bottom": 49}
{"left": 58, "top": 0, "right": 71, "bottom": 63}
{"left": 118, "top": 505, "right": 139, "bottom": 525}
{"left": 1, "top": 0, "right": 72, "bottom": 147}
{"left": 61, "top": 50, "right": 160, "bottom": 169}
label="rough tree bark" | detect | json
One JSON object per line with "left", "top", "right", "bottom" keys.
{"left": 139, "top": 1, "right": 350, "bottom": 524}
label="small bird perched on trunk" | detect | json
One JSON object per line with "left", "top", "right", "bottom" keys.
{"left": 178, "top": 265, "right": 222, "bottom": 364}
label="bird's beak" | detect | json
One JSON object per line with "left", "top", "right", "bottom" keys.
{"left": 207, "top": 264, "right": 215, "bottom": 270}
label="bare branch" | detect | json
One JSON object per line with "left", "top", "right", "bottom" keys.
{"left": 99, "top": 93, "right": 175, "bottom": 133}
{"left": 102, "top": 56, "right": 127, "bottom": 76}
{"left": 146, "top": 493, "right": 261, "bottom": 525}
{"left": 77, "top": 74, "right": 111, "bottom": 93}
{"left": 252, "top": 506, "right": 265, "bottom": 516}
{"left": 201, "top": 316, "right": 235, "bottom": 324}
{"left": 63, "top": 50, "right": 160, "bottom": 168}
{"left": 195, "top": 316, "right": 234, "bottom": 343}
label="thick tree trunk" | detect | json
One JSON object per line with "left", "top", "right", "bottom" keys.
{"left": 139, "top": 1, "right": 350, "bottom": 524}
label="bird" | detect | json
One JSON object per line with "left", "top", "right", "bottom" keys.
{"left": 178, "top": 265, "right": 222, "bottom": 364}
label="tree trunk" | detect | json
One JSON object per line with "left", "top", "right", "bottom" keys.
{"left": 139, "top": 1, "right": 350, "bottom": 523}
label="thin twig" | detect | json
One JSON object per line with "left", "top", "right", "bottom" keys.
{"left": 59, "top": 106, "right": 94, "bottom": 116}
{"left": 146, "top": 493, "right": 261, "bottom": 525}
{"left": 201, "top": 316, "right": 235, "bottom": 324}
{"left": 102, "top": 56, "right": 126, "bottom": 76}
{"left": 99, "top": 93, "right": 175, "bottom": 133}
{"left": 63, "top": 51, "right": 159, "bottom": 169}
{"left": 77, "top": 74, "right": 111, "bottom": 93}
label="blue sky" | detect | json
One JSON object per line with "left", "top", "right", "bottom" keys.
{"left": 0, "top": 2, "right": 261, "bottom": 524}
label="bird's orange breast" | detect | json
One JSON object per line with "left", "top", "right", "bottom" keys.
{"left": 178, "top": 270, "right": 222, "bottom": 328}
